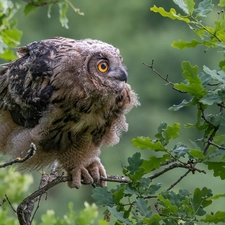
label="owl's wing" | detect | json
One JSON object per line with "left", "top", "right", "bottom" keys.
{"left": 0, "top": 39, "right": 61, "bottom": 128}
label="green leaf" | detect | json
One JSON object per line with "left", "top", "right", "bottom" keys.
{"left": 23, "top": 4, "right": 38, "bottom": 15}
{"left": 200, "top": 91, "right": 222, "bottom": 105}
{"left": 147, "top": 183, "right": 162, "bottom": 195}
{"left": 174, "top": 61, "right": 205, "bottom": 98}
{"left": 142, "top": 154, "right": 170, "bottom": 172}
{"left": 77, "top": 202, "right": 98, "bottom": 225}
{"left": 194, "top": 0, "right": 214, "bottom": 17}
{"left": 113, "top": 185, "right": 126, "bottom": 204}
{"left": 1, "top": 29, "right": 22, "bottom": 47}
{"left": 132, "top": 137, "right": 166, "bottom": 151}
{"left": 40, "top": 210, "right": 56, "bottom": 225}
{"left": 150, "top": 5, "right": 190, "bottom": 23}
{"left": 203, "top": 66, "right": 225, "bottom": 84}
{"left": 208, "top": 193, "right": 225, "bottom": 200}
{"left": 193, "top": 187, "right": 213, "bottom": 216}
{"left": 47, "top": 4, "right": 53, "bottom": 18}
{"left": 164, "top": 123, "right": 180, "bottom": 142}
{"left": 142, "top": 214, "right": 162, "bottom": 223}
{"left": 58, "top": 2, "right": 69, "bottom": 28}
{"left": 189, "top": 149, "right": 205, "bottom": 159}
{"left": 219, "top": 59, "right": 225, "bottom": 71}
{"left": 218, "top": 0, "right": 225, "bottom": 7}
{"left": 135, "top": 198, "right": 151, "bottom": 217}
{"left": 127, "top": 152, "right": 143, "bottom": 174}
{"left": 98, "top": 220, "right": 108, "bottom": 225}
{"left": 172, "top": 39, "right": 201, "bottom": 49}
{"left": 205, "top": 162, "right": 225, "bottom": 179}
{"left": 206, "top": 113, "right": 225, "bottom": 127}
{"left": 0, "top": 49, "right": 17, "bottom": 60}
{"left": 202, "top": 211, "right": 225, "bottom": 223}
{"left": 157, "top": 194, "right": 178, "bottom": 213}
{"left": 172, "top": 143, "right": 188, "bottom": 158}
{"left": 107, "top": 207, "right": 134, "bottom": 225}
{"left": 91, "top": 187, "right": 115, "bottom": 207}
{"left": 169, "top": 99, "right": 193, "bottom": 111}
{"left": 174, "top": 0, "right": 195, "bottom": 14}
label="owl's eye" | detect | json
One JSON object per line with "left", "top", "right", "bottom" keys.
{"left": 97, "top": 61, "right": 109, "bottom": 73}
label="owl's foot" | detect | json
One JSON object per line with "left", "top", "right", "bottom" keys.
{"left": 67, "top": 158, "right": 107, "bottom": 188}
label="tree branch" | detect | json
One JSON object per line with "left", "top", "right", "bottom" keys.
{"left": 208, "top": 141, "right": 225, "bottom": 151}
{"left": 0, "top": 143, "right": 36, "bottom": 169}
{"left": 101, "top": 175, "right": 131, "bottom": 183}
{"left": 143, "top": 60, "right": 185, "bottom": 93}
{"left": 167, "top": 169, "right": 191, "bottom": 191}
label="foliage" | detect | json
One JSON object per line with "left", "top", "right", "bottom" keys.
{"left": 92, "top": 0, "right": 225, "bottom": 224}
{"left": 0, "top": 0, "right": 83, "bottom": 61}
{"left": 0, "top": 0, "right": 22, "bottom": 60}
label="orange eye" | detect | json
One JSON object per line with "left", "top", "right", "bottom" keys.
{"left": 97, "top": 61, "right": 109, "bottom": 73}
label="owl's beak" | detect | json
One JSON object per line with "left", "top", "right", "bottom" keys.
{"left": 118, "top": 68, "right": 128, "bottom": 83}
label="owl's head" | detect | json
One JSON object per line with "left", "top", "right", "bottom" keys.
{"left": 55, "top": 38, "right": 128, "bottom": 94}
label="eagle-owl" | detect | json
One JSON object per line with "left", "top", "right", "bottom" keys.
{"left": 0, "top": 37, "right": 139, "bottom": 188}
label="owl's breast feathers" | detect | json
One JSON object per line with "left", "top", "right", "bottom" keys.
{"left": 0, "top": 37, "right": 139, "bottom": 152}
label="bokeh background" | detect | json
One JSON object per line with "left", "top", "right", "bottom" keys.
{"left": 10, "top": 0, "right": 225, "bottom": 223}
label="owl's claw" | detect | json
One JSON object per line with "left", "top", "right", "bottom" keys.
{"left": 67, "top": 159, "right": 107, "bottom": 188}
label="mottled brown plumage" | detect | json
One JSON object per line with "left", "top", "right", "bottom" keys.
{"left": 0, "top": 37, "right": 139, "bottom": 188}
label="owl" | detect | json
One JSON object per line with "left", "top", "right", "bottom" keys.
{"left": 0, "top": 37, "right": 139, "bottom": 188}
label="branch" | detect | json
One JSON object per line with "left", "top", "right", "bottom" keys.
{"left": 190, "top": 15, "right": 222, "bottom": 42}
{"left": 0, "top": 198, "right": 6, "bottom": 207}
{"left": 0, "top": 143, "right": 36, "bottom": 169}
{"left": 16, "top": 170, "right": 131, "bottom": 225}
{"left": 149, "top": 161, "right": 206, "bottom": 190}
{"left": 203, "top": 126, "right": 219, "bottom": 155}
{"left": 143, "top": 60, "right": 185, "bottom": 93}
{"left": 101, "top": 175, "right": 131, "bottom": 183}
{"left": 208, "top": 141, "right": 225, "bottom": 151}
{"left": 167, "top": 169, "right": 191, "bottom": 191}
{"left": 199, "top": 103, "right": 215, "bottom": 127}
{"left": 5, "top": 194, "right": 16, "bottom": 212}
{"left": 17, "top": 173, "right": 68, "bottom": 225}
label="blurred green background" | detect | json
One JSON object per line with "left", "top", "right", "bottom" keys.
{"left": 10, "top": 0, "right": 225, "bottom": 223}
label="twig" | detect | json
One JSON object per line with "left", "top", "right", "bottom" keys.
{"left": 5, "top": 194, "right": 16, "bottom": 212}
{"left": 203, "top": 126, "right": 219, "bottom": 155}
{"left": 199, "top": 103, "right": 220, "bottom": 155}
{"left": 0, "top": 198, "right": 6, "bottom": 207}
{"left": 199, "top": 103, "right": 215, "bottom": 127}
{"left": 30, "top": 172, "right": 50, "bottom": 224}
{"left": 155, "top": 202, "right": 161, "bottom": 215}
{"left": 208, "top": 141, "right": 225, "bottom": 151}
{"left": 190, "top": 15, "right": 222, "bottom": 42}
{"left": 167, "top": 169, "right": 191, "bottom": 191}
{"left": 149, "top": 163, "right": 184, "bottom": 180}
{"left": 0, "top": 143, "right": 36, "bottom": 168}
{"left": 144, "top": 195, "right": 157, "bottom": 199}
{"left": 143, "top": 60, "right": 185, "bottom": 93}
{"left": 149, "top": 161, "right": 206, "bottom": 190}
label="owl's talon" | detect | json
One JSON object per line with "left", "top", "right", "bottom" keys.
{"left": 68, "top": 158, "right": 107, "bottom": 188}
